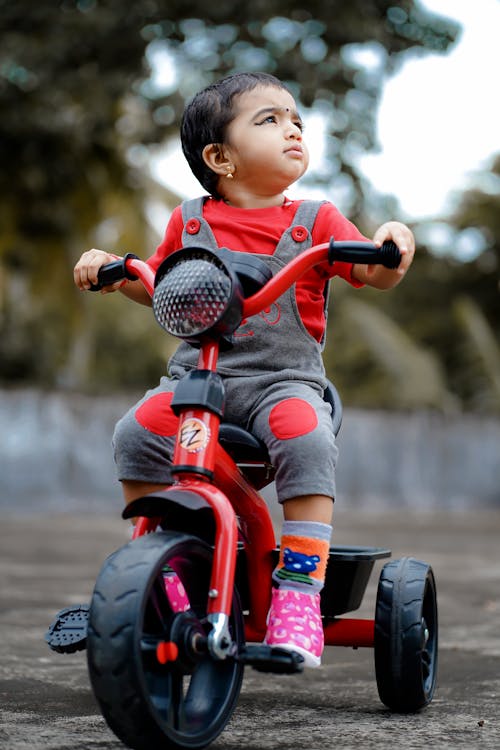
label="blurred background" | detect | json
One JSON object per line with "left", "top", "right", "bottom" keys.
{"left": 1, "top": 0, "right": 498, "bottom": 511}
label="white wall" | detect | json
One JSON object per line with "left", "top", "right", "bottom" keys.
{"left": 1, "top": 389, "right": 499, "bottom": 514}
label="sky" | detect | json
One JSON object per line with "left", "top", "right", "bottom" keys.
{"left": 359, "top": 0, "right": 500, "bottom": 220}
{"left": 150, "top": 0, "right": 500, "bottom": 227}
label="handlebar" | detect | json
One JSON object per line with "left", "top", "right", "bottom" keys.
{"left": 328, "top": 239, "right": 401, "bottom": 268}
{"left": 87, "top": 238, "right": 401, "bottom": 317}
{"left": 242, "top": 238, "right": 401, "bottom": 318}
{"left": 88, "top": 253, "right": 141, "bottom": 291}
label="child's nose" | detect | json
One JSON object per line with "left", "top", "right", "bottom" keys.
{"left": 287, "top": 123, "right": 302, "bottom": 139}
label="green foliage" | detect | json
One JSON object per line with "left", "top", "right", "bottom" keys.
{"left": 325, "top": 159, "right": 500, "bottom": 413}
{"left": 453, "top": 296, "right": 500, "bottom": 411}
{"left": 4, "top": 0, "right": 495, "bottom": 414}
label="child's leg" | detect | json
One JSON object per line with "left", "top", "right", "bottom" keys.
{"left": 112, "top": 376, "right": 180, "bottom": 507}
{"left": 284, "top": 494, "right": 333, "bottom": 525}
{"left": 122, "top": 480, "right": 167, "bottom": 505}
{"left": 247, "top": 382, "right": 338, "bottom": 667}
{"left": 264, "top": 495, "right": 333, "bottom": 667}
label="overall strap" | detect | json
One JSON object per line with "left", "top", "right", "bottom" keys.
{"left": 275, "top": 199, "right": 331, "bottom": 350}
{"left": 181, "top": 196, "right": 219, "bottom": 250}
{"left": 273, "top": 199, "right": 326, "bottom": 261}
{"left": 291, "top": 199, "right": 326, "bottom": 232}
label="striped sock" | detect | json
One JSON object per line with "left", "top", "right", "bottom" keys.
{"left": 273, "top": 520, "right": 332, "bottom": 594}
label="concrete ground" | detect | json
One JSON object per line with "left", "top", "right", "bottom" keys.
{"left": 1, "top": 507, "right": 499, "bottom": 750}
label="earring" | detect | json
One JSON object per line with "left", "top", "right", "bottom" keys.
{"left": 226, "top": 168, "right": 234, "bottom": 179}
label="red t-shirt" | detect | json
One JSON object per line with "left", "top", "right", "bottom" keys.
{"left": 148, "top": 198, "right": 366, "bottom": 342}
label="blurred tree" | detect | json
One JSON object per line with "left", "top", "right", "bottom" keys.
{"left": 326, "top": 154, "right": 500, "bottom": 413}
{"left": 0, "top": 0, "right": 459, "bottom": 395}
{"left": 447, "top": 154, "right": 500, "bottom": 412}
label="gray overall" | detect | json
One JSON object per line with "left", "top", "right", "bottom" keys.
{"left": 113, "top": 198, "right": 338, "bottom": 502}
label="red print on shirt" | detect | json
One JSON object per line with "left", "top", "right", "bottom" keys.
{"left": 234, "top": 303, "right": 281, "bottom": 338}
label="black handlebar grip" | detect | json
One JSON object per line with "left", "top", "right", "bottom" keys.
{"left": 378, "top": 240, "right": 402, "bottom": 269}
{"left": 88, "top": 253, "right": 139, "bottom": 291}
{"left": 328, "top": 238, "right": 401, "bottom": 269}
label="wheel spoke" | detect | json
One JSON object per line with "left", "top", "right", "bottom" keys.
{"left": 140, "top": 634, "right": 162, "bottom": 652}
{"left": 146, "top": 666, "right": 188, "bottom": 730}
{"left": 165, "top": 671, "right": 187, "bottom": 731}
{"left": 152, "top": 575, "right": 172, "bottom": 622}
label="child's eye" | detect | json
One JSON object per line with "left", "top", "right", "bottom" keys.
{"left": 256, "top": 114, "right": 304, "bottom": 131}
{"left": 259, "top": 115, "right": 277, "bottom": 125}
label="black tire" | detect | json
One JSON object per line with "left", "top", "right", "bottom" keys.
{"left": 374, "top": 557, "right": 438, "bottom": 712}
{"left": 87, "top": 531, "right": 244, "bottom": 750}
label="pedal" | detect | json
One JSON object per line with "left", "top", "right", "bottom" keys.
{"left": 237, "top": 644, "right": 304, "bottom": 674}
{"left": 45, "top": 604, "right": 89, "bottom": 654}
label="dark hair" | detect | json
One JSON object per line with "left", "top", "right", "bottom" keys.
{"left": 181, "top": 72, "right": 290, "bottom": 199}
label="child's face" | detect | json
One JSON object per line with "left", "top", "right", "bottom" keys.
{"left": 222, "top": 85, "right": 309, "bottom": 196}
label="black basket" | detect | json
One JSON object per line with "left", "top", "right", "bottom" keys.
{"left": 321, "top": 545, "right": 391, "bottom": 617}
{"left": 236, "top": 544, "right": 391, "bottom": 618}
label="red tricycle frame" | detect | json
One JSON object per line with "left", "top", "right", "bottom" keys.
{"left": 126, "top": 247, "right": 381, "bottom": 652}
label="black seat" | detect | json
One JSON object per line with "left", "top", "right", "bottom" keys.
{"left": 218, "top": 422, "right": 268, "bottom": 462}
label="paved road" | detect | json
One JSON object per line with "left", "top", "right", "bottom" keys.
{"left": 1, "top": 508, "right": 499, "bottom": 749}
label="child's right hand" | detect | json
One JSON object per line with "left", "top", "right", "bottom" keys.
{"left": 73, "top": 248, "right": 121, "bottom": 292}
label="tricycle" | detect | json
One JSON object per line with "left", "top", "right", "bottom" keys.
{"left": 46, "top": 236, "right": 438, "bottom": 749}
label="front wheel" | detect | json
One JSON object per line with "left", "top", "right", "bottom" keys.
{"left": 86, "top": 531, "right": 244, "bottom": 750}
{"left": 374, "top": 557, "right": 438, "bottom": 712}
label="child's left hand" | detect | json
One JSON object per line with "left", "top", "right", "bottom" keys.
{"left": 353, "top": 221, "right": 415, "bottom": 288}
{"left": 373, "top": 221, "right": 415, "bottom": 277}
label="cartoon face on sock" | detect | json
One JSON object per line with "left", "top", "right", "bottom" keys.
{"left": 282, "top": 548, "right": 320, "bottom": 574}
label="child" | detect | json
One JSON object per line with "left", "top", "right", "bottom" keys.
{"left": 74, "top": 72, "right": 415, "bottom": 667}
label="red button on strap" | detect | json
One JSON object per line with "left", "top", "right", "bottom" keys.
{"left": 291, "top": 225, "right": 308, "bottom": 242}
{"left": 186, "top": 218, "right": 201, "bottom": 234}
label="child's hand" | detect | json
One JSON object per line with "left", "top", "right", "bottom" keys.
{"left": 353, "top": 222, "right": 415, "bottom": 289}
{"left": 373, "top": 221, "right": 415, "bottom": 278}
{"left": 73, "top": 248, "right": 122, "bottom": 293}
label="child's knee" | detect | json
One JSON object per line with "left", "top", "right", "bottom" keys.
{"left": 271, "top": 411, "right": 337, "bottom": 499}
{"left": 112, "top": 409, "right": 175, "bottom": 484}
{"left": 112, "top": 410, "right": 145, "bottom": 463}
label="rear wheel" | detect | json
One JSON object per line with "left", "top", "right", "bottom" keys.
{"left": 87, "top": 531, "right": 244, "bottom": 749}
{"left": 374, "top": 557, "right": 438, "bottom": 712}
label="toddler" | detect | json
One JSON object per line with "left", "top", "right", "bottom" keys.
{"left": 74, "top": 72, "right": 415, "bottom": 667}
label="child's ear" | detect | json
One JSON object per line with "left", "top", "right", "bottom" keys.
{"left": 202, "top": 143, "right": 232, "bottom": 177}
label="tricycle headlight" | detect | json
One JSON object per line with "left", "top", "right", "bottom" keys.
{"left": 153, "top": 248, "right": 244, "bottom": 342}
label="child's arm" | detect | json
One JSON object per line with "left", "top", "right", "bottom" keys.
{"left": 73, "top": 248, "right": 152, "bottom": 307}
{"left": 352, "top": 222, "right": 415, "bottom": 289}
